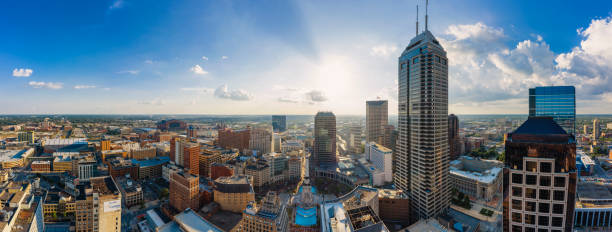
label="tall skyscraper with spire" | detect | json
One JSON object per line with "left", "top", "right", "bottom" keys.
{"left": 395, "top": 0, "right": 450, "bottom": 220}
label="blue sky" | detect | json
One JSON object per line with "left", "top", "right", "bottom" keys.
{"left": 2, "top": 0, "right": 612, "bottom": 114}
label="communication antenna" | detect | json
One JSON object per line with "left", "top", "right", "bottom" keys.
{"left": 425, "top": 0, "right": 429, "bottom": 31}
{"left": 416, "top": 4, "right": 419, "bottom": 35}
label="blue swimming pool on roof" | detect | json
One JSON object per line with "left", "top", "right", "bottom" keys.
{"left": 298, "top": 186, "right": 316, "bottom": 194}
{"left": 295, "top": 206, "right": 317, "bottom": 226}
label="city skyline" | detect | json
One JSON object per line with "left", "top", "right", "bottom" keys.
{"left": 2, "top": 0, "right": 612, "bottom": 115}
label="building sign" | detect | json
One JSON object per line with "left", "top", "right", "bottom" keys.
{"left": 104, "top": 200, "right": 121, "bottom": 212}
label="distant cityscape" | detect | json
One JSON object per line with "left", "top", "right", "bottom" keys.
{"left": 2, "top": 1, "right": 612, "bottom": 232}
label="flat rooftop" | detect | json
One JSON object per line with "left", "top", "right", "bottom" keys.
{"left": 158, "top": 208, "right": 224, "bottom": 232}
{"left": 576, "top": 181, "right": 612, "bottom": 208}
{"left": 131, "top": 156, "right": 170, "bottom": 167}
{"left": 90, "top": 176, "right": 120, "bottom": 196}
{"left": 0, "top": 148, "right": 32, "bottom": 162}
{"left": 44, "top": 138, "right": 87, "bottom": 146}
{"left": 116, "top": 177, "right": 142, "bottom": 193}
{"left": 405, "top": 218, "right": 449, "bottom": 232}
{"left": 377, "top": 189, "right": 408, "bottom": 199}
{"left": 450, "top": 156, "right": 502, "bottom": 184}
{"left": 369, "top": 143, "right": 392, "bottom": 153}
{"left": 214, "top": 175, "right": 252, "bottom": 193}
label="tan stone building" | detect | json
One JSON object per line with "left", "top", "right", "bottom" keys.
{"left": 169, "top": 171, "right": 200, "bottom": 212}
{"left": 129, "top": 147, "right": 156, "bottom": 160}
{"left": 75, "top": 176, "right": 122, "bottom": 232}
{"left": 234, "top": 191, "right": 287, "bottom": 232}
{"left": 450, "top": 156, "right": 502, "bottom": 202}
{"left": 199, "top": 148, "right": 222, "bottom": 178}
{"left": 115, "top": 176, "right": 143, "bottom": 207}
{"left": 245, "top": 159, "right": 270, "bottom": 188}
{"left": 213, "top": 175, "right": 255, "bottom": 213}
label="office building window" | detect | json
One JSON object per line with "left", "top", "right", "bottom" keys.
{"left": 552, "top": 204, "right": 564, "bottom": 214}
{"left": 512, "top": 187, "right": 522, "bottom": 197}
{"left": 539, "top": 189, "right": 550, "bottom": 200}
{"left": 540, "top": 176, "right": 551, "bottom": 186}
{"left": 538, "top": 215, "right": 549, "bottom": 226}
{"left": 540, "top": 162, "right": 552, "bottom": 173}
{"left": 526, "top": 161, "right": 537, "bottom": 172}
{"left": 526, "top": 188, "right": 537, "bottom": 199}
{"left": 512, "top": 200, "right": 522, "bottom": 210}
{"left": 512, "top": 173, "right": 523, "bottom": 184}
{"left": 539, "top": 202, "right": 550, "bottom": 213}
{"left": 525, "top": 201, "right": 536, "bottom": 212}
{"left": 512, "top": 212, "right": 522, "bottom": 223}
{"left": 526, "top": 175, "right": 537, "bottom": 185}
{"left": 554, "top": 177, "right": 565, "bottom": 187}
{"left": 552, "top": 217, "right": 563, "bottom": 227}
{"left": 553, "top": 191, "right": 564, "bottom": 201}
{"left": 525, "top": 214, "right": 536, "bottom": 224}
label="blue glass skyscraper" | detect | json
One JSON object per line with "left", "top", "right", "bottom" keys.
{"left": 272, "top": 115, "right": 287, "bottom": 132}
{"left": 528, "top": 86, "right": 576, "bottom": 134}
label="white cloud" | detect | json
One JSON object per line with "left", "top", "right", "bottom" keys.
{"left": 214, "top": 84, "right": 252, "bottom": 101}
{"left": 201, "top": 56, "right": 209, "bottom": 61}
{"left": 28, "top": 81, "right": 63, "bottom": 89}
{"left": 109, "top": 0, "right": 124, "bottom": 9}
{"left": 74, "top": 85, "right": 96, "bottom": 89}
{"left": 370, "top": 44, "right": 398, "bottom": 57}
{"left": 277, "top": 97, "right": 300, "bottom": 103}
{"left": 180, "top": 87, "right": 213, "bottom": 93}
{"left": 555, "top": 17, "right": 612, "bottom": 99}
{"left": 221, "top": 56, "right": 229, "bottom": 60}
{"left": 438, "top": 18, "right": 612, "bottom": 113}
{"left": 144, "top": 60, "right": 153, "bottom": 64}
{"left": 12, "top": 68, "right": 33, "bottom": 77}
{"left": 137, "top": 98, "right": 164, "bottom": 105}
{"left": 305, "top": 90, "right": 328, "bottom": 102}
{"left": 439, "top": 22, "right": 556, "bottom": 107}
{"left": 190, "top": 64, "right": 208, "bottom": 75}
{"left": 445, "top": 22, "right": 504, "bottom": 41}
{"left": 117, "top": 70, "right": 140, "bottom": 75}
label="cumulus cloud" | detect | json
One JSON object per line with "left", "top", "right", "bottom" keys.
{"left": 439, "top": 22, "right": 557, "bottom": 105}
{"left": 438, "top": 18, "right": 612, "bottom": 113}
{"left": 28, "top": 81, "right": 63, "bottom": 89}
{"left": 190, "top": 64, "right": 208, "bottom": 75}
{"left": 214, "top": 84, "right": 252, "bottom": 101}
{"left": 201, "top": 56, "right": 209, "bottom": 61}
{"left": 73, "top": 85, "right": 96, "bottom": 89}
{"left": 554, "top": 17, "right": 612, "bottom": 98}
{"left": 305, "top": 90, "right": 328, "bottom": 102}
{"left": 221, "top": 56, "right": 229, "bottom": 60}
{"left": 117, "top": 70, "right": 140, "bottom": 75}
{"left": 370, "top": 44, "right": 398, "bottom": 57}
{"left": 144, "top": 60, "right": 154, "bottom": 64}
{"left": 12, "top": 68, "right": 33, "bottom": 77}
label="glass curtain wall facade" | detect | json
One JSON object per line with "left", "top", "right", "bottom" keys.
{"left": 529, "top": 86, "right": 576, "bottom": 135}
{"left": 272, "top": 115, "right": 287, "bottom": 132}
{"left": 396, "top": 30, "right": 450, "bottom": 220}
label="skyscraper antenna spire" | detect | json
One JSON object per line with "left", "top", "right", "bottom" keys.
{"left": 416, "top": 4, "right": 419, "bottom": 35}
{"left": 425, "top": 0, "right": 429, "bottom": 31}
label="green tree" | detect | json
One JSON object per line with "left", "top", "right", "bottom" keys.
{"left": 497, "top": 151, "right": 505, "bottom": 161}
{"left": 159, "top": 188, "right": 169, "bottom": 198}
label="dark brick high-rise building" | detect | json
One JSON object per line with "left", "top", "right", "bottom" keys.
{"left": 217, "top": 128, "right": 250, "bottom": 151}
{"left": 503, "top": 117, "right": 576, "bottom": 232}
